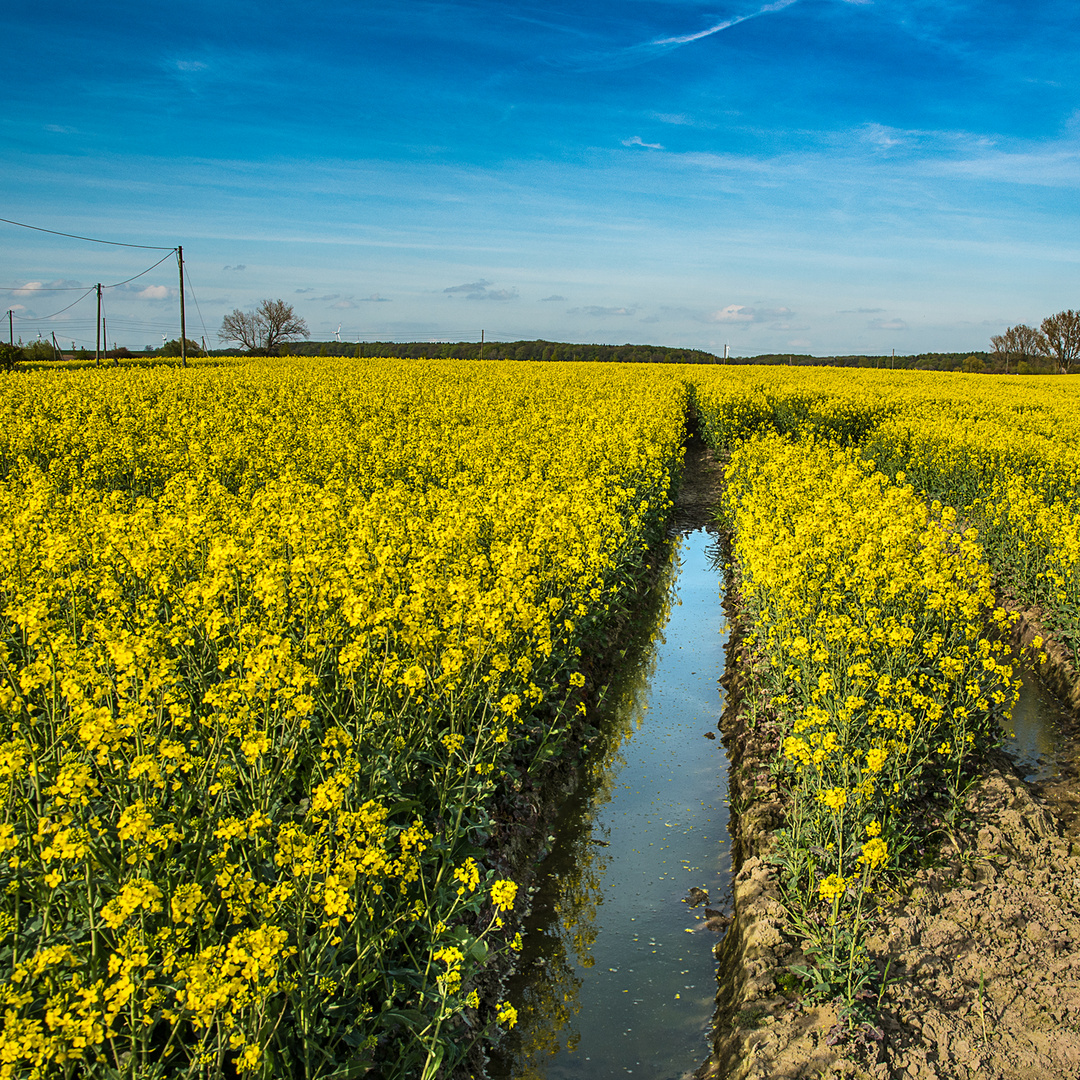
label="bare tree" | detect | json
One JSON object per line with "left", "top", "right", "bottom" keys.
{"left": 1003, "top": 324, "right": 1049, "bottom": 370}
{"left": 219, "top": 309, "right": 261, "bottom": 351}
{"left": 990, "top": 332, "right": 1012, "bottom": 374}
{"left": 258, "top": 299, "right": 309, "bottom": 352}
{"left": 219, "top": 299, "right": 309, "bottom": 353}
{"left": 1040, "top": 309, "right": 1080, "bottom": 374}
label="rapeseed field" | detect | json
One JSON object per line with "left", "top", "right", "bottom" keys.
{"left": 0, "top": 358, "right": 686, "bottom": 1079}
{"left": 1, "top": 357, "right": 1077, "bottom": 1072}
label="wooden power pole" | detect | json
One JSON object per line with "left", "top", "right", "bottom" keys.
{"left": 177, "top": 246, "right": 187, "bottom": 367}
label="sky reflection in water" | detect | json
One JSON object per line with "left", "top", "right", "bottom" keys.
{"left": 490, "top": 528, "right": 732, "bottom": 1080}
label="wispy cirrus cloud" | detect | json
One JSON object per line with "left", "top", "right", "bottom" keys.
{"left": 622, "top": 135, "right": 664, "bottom": 149}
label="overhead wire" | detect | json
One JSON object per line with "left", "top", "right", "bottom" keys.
{"left": 11, "top": 287, "right": 97, "bottom": 322}
{"left": 0, "top": 283, "right": 91, "bottom": 292}
{"left": 102, "top": 250, "right": 178, "bottom": 290}
{"left": 0, "top": 216, "right": 175, "bottom": 250}
{"left": 8, "top": 251, "right": 181, "bottom": 347}
{"left": 181, "top": 263, "right": 210, "bottom": 347}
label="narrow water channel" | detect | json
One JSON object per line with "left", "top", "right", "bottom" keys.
{"left": 1003, "top": 676, "right": 1072, "bottom": 784}
{"left": 490, "top": 528, "right": 732, "bottom": 1080}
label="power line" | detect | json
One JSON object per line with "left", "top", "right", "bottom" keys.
{"left": 11, "top": 288, "right": 96, "bottom": 321}
{"left": 0, "top": 283, "right": 91, "bottom": 292}
{"left": 102, "top": 250, "right": 178, "bottom": 289}
{"left": 5, "top": 246, "right": 178, "bottom": 300}
{"left": 3, "top": 250, "right": 178, "bottom": 295}
{"left": 0, "top": 216, "right": 175, "bottom": 251}
{"left": 182, "top": 263, "right": 210, "bottom": 347}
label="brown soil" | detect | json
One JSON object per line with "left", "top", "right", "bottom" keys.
{"left": 673, "top": 422, "right": 726, "bottom": 530}
{"left": 699, "top": 539, "right": 1080, "bottom": 1080}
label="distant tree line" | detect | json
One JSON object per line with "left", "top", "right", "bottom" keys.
{"left": 278, "top": 340, "right": 1008, "bottom": 372}
{"left": 283, "top": 339, "right": 725, "bottom": 364}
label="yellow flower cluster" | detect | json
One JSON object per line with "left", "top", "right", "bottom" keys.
{"left": 695, "top": 366, "right": 1080, "bottom": 669}
{"left": 0, "top": 358, "right": 687, "bottom": 1078}
{"left": 707, "top": 422, "right": 1019, "bottom": 1009}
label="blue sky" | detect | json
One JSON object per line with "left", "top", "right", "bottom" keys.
{"left": 3, "top": 0, "right": 1079, "bottom": 355}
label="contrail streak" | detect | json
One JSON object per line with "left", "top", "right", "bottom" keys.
{"left": 651, "top": 0, "right": 801, "bottom": 46}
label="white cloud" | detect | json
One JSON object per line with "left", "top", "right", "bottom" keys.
{"left": 175, "top": 60, "right": 207, "bottom": 72}
{"left": 622, "top": 136, "right": 664, "bottom": 150}
{"left": 6, "top": 279, "right": 83, "bottom": 298}
{"left": 540, "top": 294, "right": 566, "bottom": 302}
{"left": 869, "top": 318, "right": 907, "bottom": 331}
{"left": 709, "top": 304, "right": 792, "bottom": 323}
{"left": 710, "top": 304, "right": 756, "bottom": 322}
{"left": 137, "top": 285, "right": 171, "bottom": 301}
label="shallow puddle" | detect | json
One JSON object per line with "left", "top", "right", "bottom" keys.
{"left": 489, "top": 528, "right": 732, "bottom": 1080}
{"left": 1004, "top": 675, "right": 1072, "bottom": 783}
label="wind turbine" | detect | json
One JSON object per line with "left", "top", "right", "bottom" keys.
{"left": 335, "top": 324, "right": 342, "bottom": 343}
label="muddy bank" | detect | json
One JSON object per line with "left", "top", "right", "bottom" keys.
{"left": 696, "top": 568, "right": 853, "bottom": 1080}
{"left": 673, "top": 413, "right": 726, "bottom": 531}
{"left": 697, "top": 574, "right": 1080, "bottom": 1079}
{"left": 1007, "top": 600, "right": 1080, "bottom": 842}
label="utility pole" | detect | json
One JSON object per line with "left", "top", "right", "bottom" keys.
{"left": 177, "top": 246, "right": 187, "bottom": 367}
{"left": 7, "top": 310, "right": 11, "bottom": 346}
{"left": 103, "top": 315, "right": 108, "bottom": 362}
{"left": 723, "top": 344, "right": 729, "bottom": 363}
{"left": 95, "top": 284, "right": 102, "bottom": 366}
{"left": 479, "top": 329, "right": 484, "bottom": 362}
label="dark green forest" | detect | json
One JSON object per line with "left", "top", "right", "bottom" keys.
{"left": 273, "top": 339, "right": 1002, "bottom": 372}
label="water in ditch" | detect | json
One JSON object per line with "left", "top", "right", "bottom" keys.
{"left": 488, "top": 527, "right": 732, "bottom": 1080}
{"left": 1003, "top": 675, "right": 1073, "bottom": 784}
